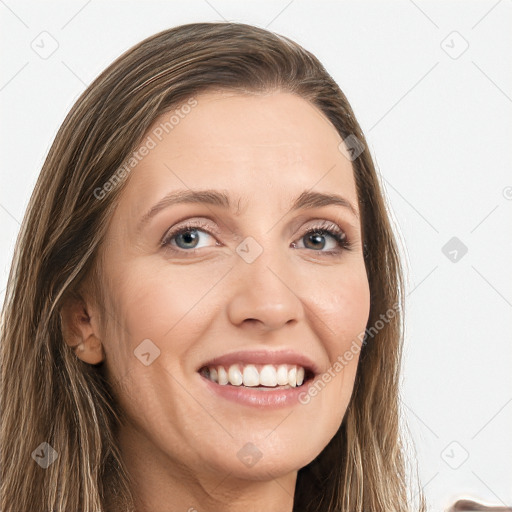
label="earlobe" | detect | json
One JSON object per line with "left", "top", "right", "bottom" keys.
{"left": 75, "top": 337, "right": 104, "bottom": 365}
{"left": 59, "top": 294, "right": 105, "bottom": 365}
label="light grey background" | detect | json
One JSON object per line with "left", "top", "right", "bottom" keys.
{"left": 1, "top": 1, "right": 511, "bottom": 510}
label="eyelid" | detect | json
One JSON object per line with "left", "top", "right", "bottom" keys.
{"left": 160, "top": 216, "right": 354, "bottom": 256}
{"left": 161, "top": 213, "right": 353, "bottom": 238}
{"left": 160, "top": 218, "right": 221, "bottom": 246}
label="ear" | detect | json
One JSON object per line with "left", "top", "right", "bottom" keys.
{"left": 59, "top": 292, "right": 105, "bottom": 365}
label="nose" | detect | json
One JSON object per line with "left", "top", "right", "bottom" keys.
{"left": 226, "top": 245, "right": 304, "bottom": 333}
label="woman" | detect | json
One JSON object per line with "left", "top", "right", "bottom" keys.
{"left": 1, "top": 22, "right": 426, "bottom": 511}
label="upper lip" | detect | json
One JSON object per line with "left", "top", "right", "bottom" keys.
{"left": 197, "top": 349, "right": 320, "bottom": 375}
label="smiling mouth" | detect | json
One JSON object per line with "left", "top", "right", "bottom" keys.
{"left": 198, "top": 363, "right": 315, "bottom": 389}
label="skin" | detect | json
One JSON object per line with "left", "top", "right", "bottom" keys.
{"left": 61, "top": 91, "right": 371, "bottom": 512}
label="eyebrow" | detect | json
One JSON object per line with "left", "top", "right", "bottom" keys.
{"left": 137, "top": 188, "right": 359, "bottom": 231}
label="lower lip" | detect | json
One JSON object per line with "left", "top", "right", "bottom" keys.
{"left": 199, "top": 374, "right": 314, "bottom": 409}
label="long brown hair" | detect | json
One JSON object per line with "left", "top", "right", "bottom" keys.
{"left": 0, "top": 22, "right": 425, "bottom": 512}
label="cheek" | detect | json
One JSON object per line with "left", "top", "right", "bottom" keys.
{"left": 309, "top": 263, "right": 371, "bottom": 352}
{"left": 303, "top": 264, "right": 368, "bottom": 418}
{"left": 101, "top": 261, "right": 226, "bottom": 371}
{"left": 99, "top": 264, "right": 218, "bottom": 434}
{"left": 296, "top": 264, "right": 369, "bottom": 424}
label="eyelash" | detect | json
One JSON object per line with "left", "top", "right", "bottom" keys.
{"left": 160, "top": 219, "right": 353, "bottom": 257}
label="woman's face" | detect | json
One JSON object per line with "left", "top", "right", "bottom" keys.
{"left": 93, "top": 91, "right": 370, "bottom": 482}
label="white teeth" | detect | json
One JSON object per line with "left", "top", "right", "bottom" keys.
{"left": 242, "top": 365, "right": 259, "bottom": 387}
{"left": 259, "top": 365, "right": 277, "bottom": 387}
{"left": 203, "top": 363, "right": 308, "bottom": 388}
{"left": 228, "top": 364, "right": 243, "bottom": 386}
{"left": 217, "top": 366, "right": 228, "bottom": 385}
{"left": 288, "top": 366, "right": 297, "bottom": 387}
{"left": 276, "top": 365, "right": 289, "bottom": 385}
{"left": 296, "top": 366, "right": 305, "bottom": 386}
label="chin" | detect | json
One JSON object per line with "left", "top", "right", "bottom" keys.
{"left": 195, "top": 429, "right": 333, "bottom": 481}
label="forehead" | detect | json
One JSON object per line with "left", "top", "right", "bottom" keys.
{"left": 117, "top": 91, "right": 359, "bottom": 218}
